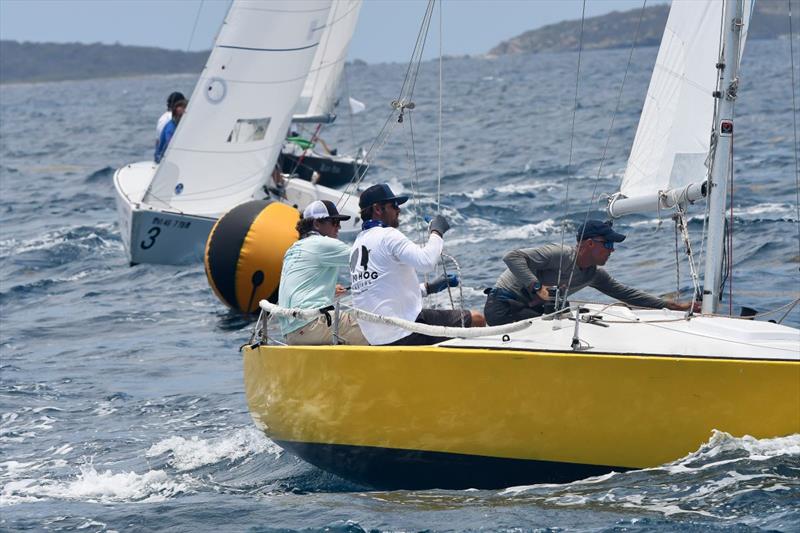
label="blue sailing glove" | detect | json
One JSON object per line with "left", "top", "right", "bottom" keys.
{"left": 426, "top": 274, "right": 459, "bottom": 295}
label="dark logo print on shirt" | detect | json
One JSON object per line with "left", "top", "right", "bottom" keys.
{"left": 350, "top": 245, "right": 378, "bottom": 289}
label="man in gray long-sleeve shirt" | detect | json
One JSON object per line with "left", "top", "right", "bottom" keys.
{"left": 484, "top": 220, "right": 699, "bottom": 325}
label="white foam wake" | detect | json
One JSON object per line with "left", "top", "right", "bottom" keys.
{"left": 145, "top": 426, "right": 281, "bottom": 471}
{"left": 661, "top": 430, "right": 800, "bottom": 474}
{"left": 1, "top": 464, "right": 187, "bottom": 505}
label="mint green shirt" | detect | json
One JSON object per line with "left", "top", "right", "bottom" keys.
{"left": 278, "top": 234, "right": 351, "bottom": 334}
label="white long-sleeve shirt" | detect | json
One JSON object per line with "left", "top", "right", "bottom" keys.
{"left": 350, "top": 226, "right": 443, "bottom": 344}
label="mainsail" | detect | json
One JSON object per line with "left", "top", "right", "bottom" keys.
{"left": 614, "top": 0, "right": 752, "bottom": 207}
{"left": 144, "top": 0, "right": 332, "bottom": 216}
{"left": 292, "top": 0, "right": 363, "bottom": 123}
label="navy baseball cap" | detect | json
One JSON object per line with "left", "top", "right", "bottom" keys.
{"left": 358, "top": 183, "right": 409, "bottom": 209}
{"left": 576, "top": 220, "right": 626, "bottom": 243}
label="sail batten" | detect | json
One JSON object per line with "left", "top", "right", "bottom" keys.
{"left": 143, "top": 0, "right": 333, "bottom": 216}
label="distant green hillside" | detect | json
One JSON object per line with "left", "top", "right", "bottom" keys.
{"left": 0, "top": 41, "right": 207, "bottom": 84}
{"left": 2, "top": 2, "right": 798, "bottom": 84}
{"left": 488, "top": 1, "right": 798, "bottom": 56}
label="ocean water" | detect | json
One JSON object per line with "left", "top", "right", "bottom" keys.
{"left": 1, "top": 37, "right": 799, "bottom": 532}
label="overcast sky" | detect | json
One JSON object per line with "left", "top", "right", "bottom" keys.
{"left": 0, "top": 0, "right": 665, "bottom": 64}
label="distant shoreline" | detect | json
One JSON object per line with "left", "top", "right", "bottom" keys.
{"left": 1, "top": 2, "right": 794, "bottom": 85}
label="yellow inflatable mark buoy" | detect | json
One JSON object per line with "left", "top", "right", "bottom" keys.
{"left": 205, "top": 200, "right": 299, "bottom": 313}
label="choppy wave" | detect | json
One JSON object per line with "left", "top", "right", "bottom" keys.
{"left": 447, "top": 217, "right": 559, "bottom": 246}
{"left": 500, "top": 432, "right": 800, "bottom": 527}
{"left": 0, "top": 223, "right": 120, "bottom": 258}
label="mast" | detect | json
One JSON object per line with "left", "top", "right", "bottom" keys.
{"left": 702, "top": 0, "right": 744, "bottom": 314}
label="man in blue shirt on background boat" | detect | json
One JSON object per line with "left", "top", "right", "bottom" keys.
{"left": 154, "top": 97, "right": 187, "bottom": 164}
{"left": 278, "top": 200, "right": 367, "bottom": 345}
{"left": 156, "top": 91, "right": 185, "bottom": 140}
{"left": 484, "top": 220, "right": 701, "bottom": 325}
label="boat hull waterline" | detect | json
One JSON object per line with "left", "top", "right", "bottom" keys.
{"left": 243, "top": 344, "right": 800, "bottom": 489}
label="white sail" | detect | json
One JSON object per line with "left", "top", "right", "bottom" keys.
{"left": 292, "top": 0, "right": 362, "bottom": 123}
{"left": 144, "top": 0, "right": 332, "bottom": 216}
{"left": 619, "top": 0, "right": 752, "bottom": 201}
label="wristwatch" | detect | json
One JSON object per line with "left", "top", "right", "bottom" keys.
{"left": 532, "top": 281, "right": 542, "bottom": 291}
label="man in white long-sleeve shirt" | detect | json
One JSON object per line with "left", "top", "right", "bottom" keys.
{"left": 349, "top": 183, "right": 485, "bottom": 345}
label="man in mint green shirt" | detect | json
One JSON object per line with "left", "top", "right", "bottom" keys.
{"left": 278, "top": 200, "right": 367, "bottom": 345}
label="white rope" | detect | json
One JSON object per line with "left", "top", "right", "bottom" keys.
{"left": 258, "top": 300, "right": 534, "bottom": 339}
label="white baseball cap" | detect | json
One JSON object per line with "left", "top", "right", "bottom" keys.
{"left": 302, "top": 200, "right": 351, "bottom": 221}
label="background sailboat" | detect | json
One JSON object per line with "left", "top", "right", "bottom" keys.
{"left": 279, "top": 0, "right": 368, "bottom": 188}
{"left": 113, "top": 0, "right": 360, "bottom": 266}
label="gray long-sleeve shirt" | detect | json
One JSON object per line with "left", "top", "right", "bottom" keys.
{"left": 493, "top": 243, "right": 666, "bottom": 309}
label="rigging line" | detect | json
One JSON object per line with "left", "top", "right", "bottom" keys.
{"left": 406, "top": 113, "right": 427, "bottom": 245}
{"left": 437, "top": 0, "right": 443, "bottom": 213}
{"left": 441, "top": 253, "right": 465, "bottom": 324}
{"left": 588, "top": 0, "right": 648, "bottom": 205}
{"left": 397, "top": 0, "right": 436, "bottom": 103}
{"left": 336, "top": 107, "right": 397, "bottom": 204}
{"left": 556, "top": 0, "right": 587, "bottom": 304}
{"left": 186, "top": 0, "right": 205, "bottom": 52}
{"left": 565, "top": 0, "right": 648, "bottom": 307}
{"left": 674, "top": 215, "right": 681, "bottom": 299}
{"left": 406, "top": 2, "right": 436, "bottom": 104}
{"left": 729, "top": 137, "right": 734, "bottom": 316}
{"left": 337, "top": 0, "right": 436, "bottom": 206}
{"left": 777, "top": 298, "right": 800, "bottom": 323}
{"left": 790, "top": 0, "right": 800, "bottom": 263}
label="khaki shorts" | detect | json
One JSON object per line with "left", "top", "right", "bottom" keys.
{"left": 284, "top": 312, "right": 368, "bottom": 345}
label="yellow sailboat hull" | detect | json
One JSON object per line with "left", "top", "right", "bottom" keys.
{"left": 243, "top": 344, "right": 800, "bottom": 489}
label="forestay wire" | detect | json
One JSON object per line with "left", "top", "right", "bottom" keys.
{"left": 790, "top": 0, "right": 800, "bottom": 266}
{"left": 185, "top": 0, "right": 205, "bottom": 52}
{"left": 555, "top": 0, "right": 588, "bottom": 306}
{"left": 560, "top": 0, "right": 650, "bottom": 310}
{"left": 337, "top": 0, "right": 436, "bottom": 205}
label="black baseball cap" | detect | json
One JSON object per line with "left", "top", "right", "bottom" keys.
{"left": 358, "top": 183, "right": 409, "bottom": 209}
{"left": 576, "top": 220, "right": 626, "bottom": 243}
{"left": 167, "top": 91, "right": 186, "bottom": 109}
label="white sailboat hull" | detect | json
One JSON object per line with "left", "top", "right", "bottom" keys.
{"left": 114, "top": 162, "right": 217, "bottom": 265}
{"left": 114, "top": 162, "right": 361, "bottom": 266}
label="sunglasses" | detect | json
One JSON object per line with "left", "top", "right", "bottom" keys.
{"left": 322, "top": 218, "right": 341, "bottom": 227}
{"left": 592, "top": 238, "right": 615, "bottom": 250}
{"left": 384, "top": 201, "right": 400, "bottom": 210}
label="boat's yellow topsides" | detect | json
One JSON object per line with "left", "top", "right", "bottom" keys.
{"left": 243, "top": 344, "right": 800, "bottom": 470}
